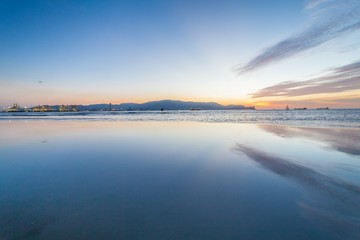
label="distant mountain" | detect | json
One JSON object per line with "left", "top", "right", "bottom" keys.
{"left": 84, "top": 100, "right": 255, "bottom": 111}
{"left": 118, "top": 100, "right": 224, "bottom": 111}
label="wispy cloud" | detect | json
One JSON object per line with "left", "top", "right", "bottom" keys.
{"left": 251, "top": 60, "right": 360, "bottom": 98}
{"left": 238, "top": 0, "right": 360, "bottom": 73}
{"left": 305, "top": 0, "right": 327, "bottom": 9}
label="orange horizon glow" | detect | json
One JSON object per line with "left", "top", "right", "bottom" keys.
{"left": 1, "top": 80, "right": 359, "bottom": 110}
{"left": 2, "top": 95, "right": 359, "bottom": 110}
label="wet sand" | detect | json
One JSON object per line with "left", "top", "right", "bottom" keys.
{"left": 0, "top": 121, "right": 359, "bottom": 239}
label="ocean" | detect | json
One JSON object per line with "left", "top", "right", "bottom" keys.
{"left": 1, "top": 109, "right": 360, "bottom": 128}
{"left": 0, "top": 110, "right": 359, "bottom": 239}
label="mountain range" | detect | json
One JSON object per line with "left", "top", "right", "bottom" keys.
{"left": 73, "top": 100, "right": 255, "bottom": 111}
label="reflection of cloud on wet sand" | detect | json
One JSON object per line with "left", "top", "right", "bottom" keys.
{"left": 258, "top": 125, "right": 360, "bottom": 156}
{"left": 234, "top": 144, "right": 360, "bottom": 239}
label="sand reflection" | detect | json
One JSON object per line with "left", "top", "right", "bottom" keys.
{"left": 258, "top": 125, "right": 360, "bottom": 156}
{"left": 234, "top": 144, "right": 360, "bottom": 239}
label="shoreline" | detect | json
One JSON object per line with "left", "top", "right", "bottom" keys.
{"left": 0, "top": 118, "right": 359, "bottom": 130}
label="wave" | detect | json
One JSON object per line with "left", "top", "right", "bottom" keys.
{"left": 0, "top": 109, "right": 359, "bottom": 128}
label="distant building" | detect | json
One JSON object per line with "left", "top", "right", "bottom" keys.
{"left": 7, "top": 103, "right": 25, "bottom": 112}
{"left": 32, "top": 105, "right": 54, "bottom": 112}
{"left": 59, "top": 105, "right": 78, "bottom": 112}
{"left": 59, "top": 105, "right": 67, "bottom": 112}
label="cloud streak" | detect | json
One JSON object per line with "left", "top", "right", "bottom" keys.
{"left": 238, "top": 0, "right": 360, "bottom": 73}
{"left": 251, "top": 60, "right": 360, "bottom": 98}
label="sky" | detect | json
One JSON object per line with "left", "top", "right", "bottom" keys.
{"left": 0, "top": 0, "right": 359, "bottom": 109}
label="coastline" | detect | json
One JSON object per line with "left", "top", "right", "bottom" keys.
{"left": 0, "top": 109, "right": 359, "bottom": 129}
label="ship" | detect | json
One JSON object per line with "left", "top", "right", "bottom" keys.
{"left": 317, "top": 107, "right": 329, "bottom": 110}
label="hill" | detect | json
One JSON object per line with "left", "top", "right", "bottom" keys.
{"left": 84, "top": 100, "right": 254, "bottom": 111}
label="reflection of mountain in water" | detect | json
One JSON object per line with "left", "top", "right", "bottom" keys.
{"left": 258, "top": 125, "right": 360, "bottom": 156}
{"left": 234, "top": 144, "right": 360, "bottom": 239}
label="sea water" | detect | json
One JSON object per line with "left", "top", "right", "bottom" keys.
{"left": 1, "top": 109, "right": 359, "bottom": 128}
{"left": 0, "top": 114, "right": 359, "bottom": 239}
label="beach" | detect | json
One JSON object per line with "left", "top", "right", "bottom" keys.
{"left": 1, "top": 118, "right": 359, "bottom": 239}
{"left": 2, "top": 0, "right": 360, "bottom": 238}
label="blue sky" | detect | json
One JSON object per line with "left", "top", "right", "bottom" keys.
{"left": 1, "top": 0, "right": 359, "bottom": 108}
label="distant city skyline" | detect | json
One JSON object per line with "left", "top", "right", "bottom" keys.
{"left": 1, "top": 0, "right": 359, "bottom": 109}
